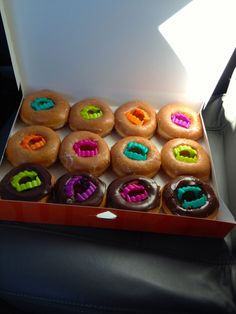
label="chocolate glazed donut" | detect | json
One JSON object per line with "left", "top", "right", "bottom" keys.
{"left": 162, "top": 176, "right": 219, "bottom": 218}
{"left": 106, "top": 175, "right": 161, "bottom": 212}
{"left": 52, "top": 172, "right": 106, "bottom": 206}
{"left": 0, "top": 163, "right": 53, "bottom": 202}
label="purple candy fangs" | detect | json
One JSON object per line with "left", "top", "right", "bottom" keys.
{"left": 120, "top": 183, "right": 148, "bottom": 202}
{"left": 65, "top": 176, "right": 97, "bottom": 202}
{"left": 171, "top": 113, "right": 190, "bottom": 129}
{"left": 73, "top": 139, "right": 98, "bottom": 157}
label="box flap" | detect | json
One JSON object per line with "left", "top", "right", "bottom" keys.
{"left": 2, "top": 0, "right": 235, "bottom": 104}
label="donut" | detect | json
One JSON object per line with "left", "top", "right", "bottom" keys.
{"left": 52, "top": 172, "right": 106, "bottom": 206}
{"left": 0, "top": 163, "right": 54, "bottom": 202}
{"left": 6, "top": 125, "right": 60, "bottom": 168}
{"left": 111, "top": 136, "right": 161, "bottom": 177}
{"left": 156, "top": 103, "right": 203, "bottom": 140}
{"left": 161, "top": 138, "right": 211, "bottom": 181}
{"left": 68, "top": 98, "right": 114, "bottom": 137}
{"left": 115, "top": 100, "right": 157, "bottom": 138}
{"left": 162, "top": 176, "right": 219, "bottom": 219}
{"left": 20, "top": 89, "right": 70, "bottom": 129}
{"left": 106, "top": 175, "right": 161, "bottom": 212}
{"left": 59, "top": 131, "right": 110, "bottom": 176}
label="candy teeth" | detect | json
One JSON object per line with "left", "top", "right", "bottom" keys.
{"left": 80, "top": 105, "right": 103, "bottom": 120}
{"left": 126, "top": 108, "right": 150, "bottom": 126}
{"left": 73, "top": 139, "right": 99, "bottom": 157}
{"left": 177, "top": 185, "right": 208, "bottom": 209}
{"left": 120, "top": 183, "right": 149, "bottom": 203}
{"left": 124, "top": 142, "right": 149, "bottom": 161}
{"left": 65, "top": 176, "right": 97, "bottom": 202}
{"left": 171, "top": 113, "right": 191, "bottom": 129}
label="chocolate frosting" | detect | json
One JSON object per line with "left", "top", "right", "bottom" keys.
{"left": 106, "top": 175, "right": 161, "bottom": 211}
{"left": 162, "top": 176, "right": 219, "bottom": 217}
{"left": 52, "top": 172, "right": 106, "bottom": 206}
{"left": 0, "top": 163, "right": 52, "bottom": 201}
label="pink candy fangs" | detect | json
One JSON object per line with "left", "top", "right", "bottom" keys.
{"left": 171, "top": 113, "right": 190, "bottom": 129}
{"left": 73, "top": 139, "right": 98, "bottom": 157}
{"left": 120, "top": 183, "right": 149, "bottom": 203}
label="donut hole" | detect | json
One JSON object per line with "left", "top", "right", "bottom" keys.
{"left": 73, "top": 178, "right": 90, "bottom": 194}
{"left": 180, "top": 150, "right": 191, "bottom": 157}
{"left": 19, "top": 175, "right": 37, "bottom": 185}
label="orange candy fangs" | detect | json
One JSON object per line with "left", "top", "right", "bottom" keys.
{"left": 125, "top": 108, "right": 150, "bottom": 126}
{"left": 21, "top": 134, "right": 46, "bottom": 150}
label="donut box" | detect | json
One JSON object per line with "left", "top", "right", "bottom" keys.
{"left": 0, "top": 0, "right": 235, "bottom": 238}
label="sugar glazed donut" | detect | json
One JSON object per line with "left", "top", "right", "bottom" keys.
{"left": 162, "top": 176, "right": 219, "bottom": 219}
{"left": 115, "top": 100, "right": 157, "bottom": 138}
{"left": 6, "top": 125, "right": 60, "bottom": 167}
{"left": 106, "top": 175, "right": 161, "bottom": 212}
{"left": 52, "top": 172, "right": 106, "bottom": 206}
{"left": 161, "top": 138, "right": 211, "bottom": 181}
{"left": 0, "top": 163, "right": 54, "bottom": 202}
{"left": 69, "top": 98, "right": 114, "bottom": 137}
{"left": 20, "top": 89, "right": 70, "bottom": 129}
{"left": 111, "top": 136, "right": 161, "bottom": 177}
{"left": 156, "top": 103, "right": 203, "bottom": 140}
{"left": 59, "top": 131, "right": 110, "bottom": 176}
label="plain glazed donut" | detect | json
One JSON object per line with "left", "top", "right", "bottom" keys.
{"left": 52, "top": 172, "right": 106, "bottom": 206}
{"left": 162, "top": 176, "right": 219, "bottom": 219}
{"left": 106, "top": 175, "right": 161, "bottom": 212}
{"left": 6, "top": 125, "right": 60, "bottom": 167}
{"left": 69, "top": 98, "right": 114, "bottom": 137}
{"left": 115, "top": 100, "right": 157, "bottom": 138}
{"left": 0, "top": 163, "right": 54, "bottom": 202}
{"left": 111, "top": 136, "right": 161, "bottom": 178}
{"left": 161, "top": 138, "right": 211, "bottom": 181}
{"left": 59, "top": 131, "right": 110, "bottom": 176}
{"left": 20, "top": 89, "right": 70, "bottom": 129}
{"left": 156, "top": 103, "right": 203, "bottom": 140}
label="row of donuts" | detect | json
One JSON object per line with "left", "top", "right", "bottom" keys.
{"left": 0, "top": 164, "right": 219, "bottom": 219}
{"left": 20, "top": 89, "right": 203, "bottom": 140}
{"left": 5, "top": 126, "right": 211, "bottom": 181}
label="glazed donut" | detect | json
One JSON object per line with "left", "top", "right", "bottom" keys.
{"left": 20, "top": 89, "right": 70, "bottom": 129}
{"left": 69, "top": 98, "right": 114, "bottom": 137}
{"left": 161, "top": 138, "right": 211, "bottom": 181}
{"left": 162, "top": 176, "right": 219, "bottom": 219}
{"left": 156, "top": 103, "right": 203, "bottom": 140}
{"left": 6, "top": 125, "right": 60, "bottom": 168}
{"left": 52, "top": 172, "right": 106, "bottom": 206}
{"left": 111, "top": 136, "right": 161, "bottom": 177}
{"left": 106, "top": 175, "right": 161, "bottom": 212}
{"left": 0, "top": 163, "right": 54, "bottom": 202}
{"left": 59, "top": 131, "right": 110, "bottom": 176}
{"left": 115, "top": 100, "right": 157, "bottom": 138}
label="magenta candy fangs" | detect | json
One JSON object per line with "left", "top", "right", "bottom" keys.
{"left": 120, "top": 183, "right": 149, "bottom": 203}
{"left": 73, "top": 139, "right": 99, "bottom": 157}
{"left": 171, "top": 113, "right": 190, "bottom": 129}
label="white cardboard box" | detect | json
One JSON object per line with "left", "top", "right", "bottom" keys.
{"left": 0, "top": 0, "right": 235, "bottom": 237}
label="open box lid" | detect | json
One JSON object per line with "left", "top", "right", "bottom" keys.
{"left": 0, "top": 0, "right": 235, "bottom": 106}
